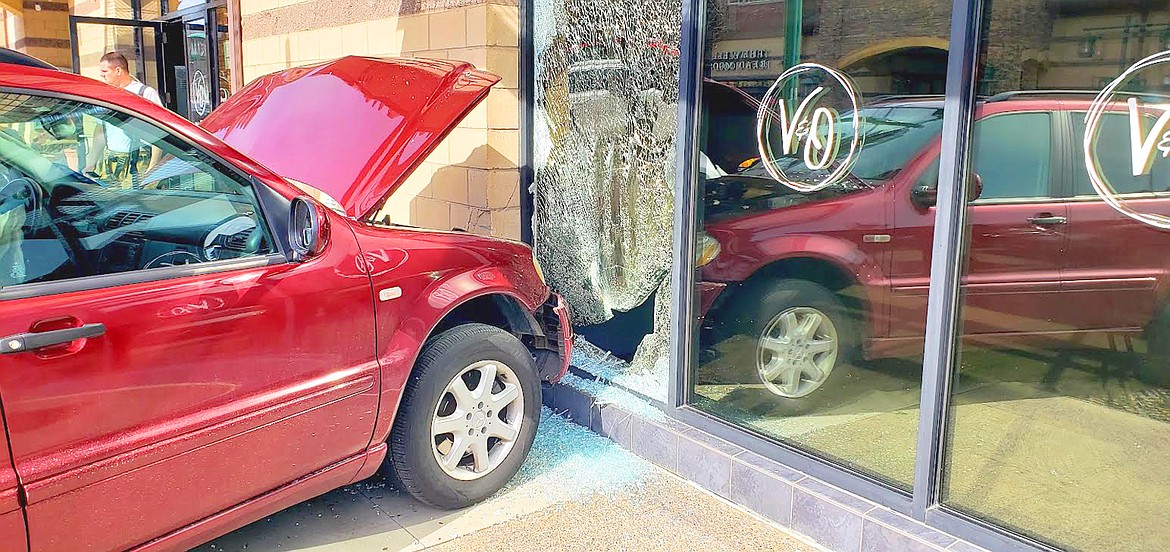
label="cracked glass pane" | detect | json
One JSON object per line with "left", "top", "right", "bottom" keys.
{"left": 532, "top": 0, "right": 682, "bottom": 399}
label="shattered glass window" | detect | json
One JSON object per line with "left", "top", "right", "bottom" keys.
{"left": 532, "top": 0, "right": 682, "bottom": 400}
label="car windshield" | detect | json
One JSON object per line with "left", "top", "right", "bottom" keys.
{"left": 838, "top": 105, "right": 945, "bottom": 182}
{"left": 720, "top": 104, "right": 944, "bottom": 189}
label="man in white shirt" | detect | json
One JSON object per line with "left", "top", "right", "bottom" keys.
{"left": 83, "top": 51, "right": 164, "bottom": 188}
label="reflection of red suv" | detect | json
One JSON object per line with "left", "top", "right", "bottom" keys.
{"left": 697, "top": 93, "right": 1170, "bottom": 399}
{"left": 0, "top": 54, "right": 571, "bottom": 551}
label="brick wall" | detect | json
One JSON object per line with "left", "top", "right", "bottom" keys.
{"left": 240, "top": 0, "right": 521, "bottom": 239}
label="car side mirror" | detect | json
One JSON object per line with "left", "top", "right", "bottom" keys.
{"left": 910, "top": 183, "right": 938, "bottom": 209}
{"left": 289, "top": 196, "right": 329, "bottom": 262}
{"left": 910, "top": 173, "right": 983, "bottom": 210}
{"left": 969, "top": 172, "right": 983, "bottom": 201}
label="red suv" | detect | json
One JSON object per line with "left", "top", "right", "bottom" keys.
{"left": 697, "top": 92, "right": 1170, "bottom": 400}
{"left": 0, "top": 53, "right": 570, "bottom": 551}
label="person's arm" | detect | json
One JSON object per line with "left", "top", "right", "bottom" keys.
{"left": 147, "top": 144, "right": 163, "bottom": 172}
{"left": 84, "top": 124, "right": 105, "bottom": 174}
{"left": 143, "top": 87, "right": 165, "bottom": 172}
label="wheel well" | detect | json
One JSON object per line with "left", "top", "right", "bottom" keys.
{"left": 731, "top": 257, "right": 868, "bottom": 334}
{"left": 430, "top": 294, "right": 538, "bottom": 341}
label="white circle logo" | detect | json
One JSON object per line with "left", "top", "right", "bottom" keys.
{"left": 1085, "top": 50, "right": 1170, "bottom": 230}
{"left": 191, "top": 69, "right": 212, "bottom": 117}
{"left": 755, "top": 63, "right": 864, "bottom": 193}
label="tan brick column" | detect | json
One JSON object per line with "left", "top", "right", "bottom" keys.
{"left": 13, "top": 0, "right": 70, "bottom": 69}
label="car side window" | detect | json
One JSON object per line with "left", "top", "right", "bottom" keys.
{"left": 970, "top": 112, "right": 1053, "bottom": 201}
{"left": 1071, "top": 112, "right": 1170, "bottom": 197}
{"left": 913, "top": 113, "right": 1053, "bottom": 201}
{"left": 0, "top": 92, "right": 274, "bottom": 288}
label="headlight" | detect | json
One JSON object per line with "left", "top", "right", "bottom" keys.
{"left": 696, "top": 231, "right": 721, "bottom": 267}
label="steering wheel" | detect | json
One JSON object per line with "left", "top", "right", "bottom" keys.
{"left": 144, "top": 250, "right": 204, "bottom": 270}
{"left": 0, "top": 177, "right": 43, "bottom": 231}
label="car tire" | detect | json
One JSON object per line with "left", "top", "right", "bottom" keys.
{"left": 737, "top": 279, "right": 857, "bottom": 411}
{"left": 386, "top": 323, "right": 541, "bottom": 509}
{"left": 1141, "top": 310, "right": 1170, "bottom": 388}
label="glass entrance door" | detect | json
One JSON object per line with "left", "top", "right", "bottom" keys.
{"left": 69, "top": 1, "right": 228, "bottom": 121}
{"left": 160, "top": 1, "right": 229, "bottom": 122}
{"left": 182, "top": 15, "right": 213, "bottom": 120}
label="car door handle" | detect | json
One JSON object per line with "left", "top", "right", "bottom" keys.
{"left": 1027, "top": 215, "right": 1067, "bottom": 226}
{"left": 1, "top": 323, "right": 105, "bottom": 354}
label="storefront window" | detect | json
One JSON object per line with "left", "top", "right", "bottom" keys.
{"left": 530, "top": 0, "right": 682, "bottom": 400}
{"left": 689, "top": 0, "right": 952, "bottom": 489}
{"left": 942, "top": 2, "right": 1170, "bottom": 550}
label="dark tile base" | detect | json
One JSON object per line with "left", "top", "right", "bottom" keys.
{"left": 543, "top": 383, "right": 988, "bottom": 552}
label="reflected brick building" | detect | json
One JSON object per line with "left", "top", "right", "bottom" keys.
{"left": 708, "top": 0, "right": 1170, "bottom": 96}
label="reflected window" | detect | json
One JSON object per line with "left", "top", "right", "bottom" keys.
{"left": 971, "top": 113, "right": 1052, "bottom": 200}
{"left": 1072, "top": 113, "right": 1170, "bottom": 196}
{"left": 690, "top": 0, "right": 955, "bottom": 491}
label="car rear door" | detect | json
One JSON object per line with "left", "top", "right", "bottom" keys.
{"left": 1057, "top": 108, "right": 1170, "bottom": 332}
{"left": 0, "top": 90, "right": 378, "bottom": 552}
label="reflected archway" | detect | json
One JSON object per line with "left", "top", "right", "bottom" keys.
{"left": 839, "top": 39, "right": 949, "bottom": 96}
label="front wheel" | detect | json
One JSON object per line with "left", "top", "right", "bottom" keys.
{"left": 386, "top": 323, "right": 541, "bottom": 509}
{"left": 743, "top": 279, "right": 856, "bottom": 405}
{"left": 1141, "top": 310, "right": 1170, "bottom": 388}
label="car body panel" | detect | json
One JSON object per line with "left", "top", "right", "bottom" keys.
{"left": 699, "top": 95, "right": 1170, "bottom": 360}
{"left": 0, "top": 412, "right": 26, "bottom": 552}
{"left": 0, "top": 208, "right": 378, "bottom": 552}
{"left": 0, "top": 57, "right": 567, "bottom": 551}
{"left": 130, "top": 446, "right": 383, "bottom": 552}
{"left": 346, "top": 223, "right": 554, "bottom": 446}
{"left": 200, "top": 57, "right": 500, "bottom": 220}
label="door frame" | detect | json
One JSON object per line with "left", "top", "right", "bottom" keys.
{"left": 67, "top": 16, "right": 166, "bottom": 99}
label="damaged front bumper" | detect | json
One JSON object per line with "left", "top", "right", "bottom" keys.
{"left": 532, "top": 293, "right": 574, "bottom": 383}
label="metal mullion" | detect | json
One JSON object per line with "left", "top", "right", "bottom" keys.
{"left": 910, "top": 0, "right": 986, "bottom": 520}
{"left": 69, "top": 17, "right": 80, "bottom": 73}
{"left": 154, "top": 28, "right": 167, "bottom": 106}
{"left": 207, "top": 6, "right": 221, "bottom": 110}
{"left": 132, "top": 0, "right": 145, "bottom": 82}
{"left": 157, "top": 1, "right": 226, "bottom": 22}
{"left": 667, "top": 0, "right": 705, "bottom": 410}
{"left": 70, "top": 15, "right": 158, "bottom": 27}
{"left": 518, "top": 0, "right": 534, "bottom": 245}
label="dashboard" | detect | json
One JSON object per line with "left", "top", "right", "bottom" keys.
{"left": 49, "top": 180, "right": 270, "bottom": 275}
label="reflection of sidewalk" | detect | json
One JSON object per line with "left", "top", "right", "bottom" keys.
{"left": 196, "top": 408, "right": 818, "bottom": 552}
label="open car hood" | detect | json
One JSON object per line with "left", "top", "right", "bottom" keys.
{"left": 201, "top": 56, "right": 500, "bottom": 220}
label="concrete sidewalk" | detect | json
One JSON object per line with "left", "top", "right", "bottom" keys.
{"left": 196, "top": 409, "right": 820, "bottom": 552}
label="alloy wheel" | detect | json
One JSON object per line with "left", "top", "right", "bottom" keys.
{"left": 757, "top": 306, "right": 839, "bottom": 398}
{"left": 430, "top": 360, "right": 525, "bottom": 481}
